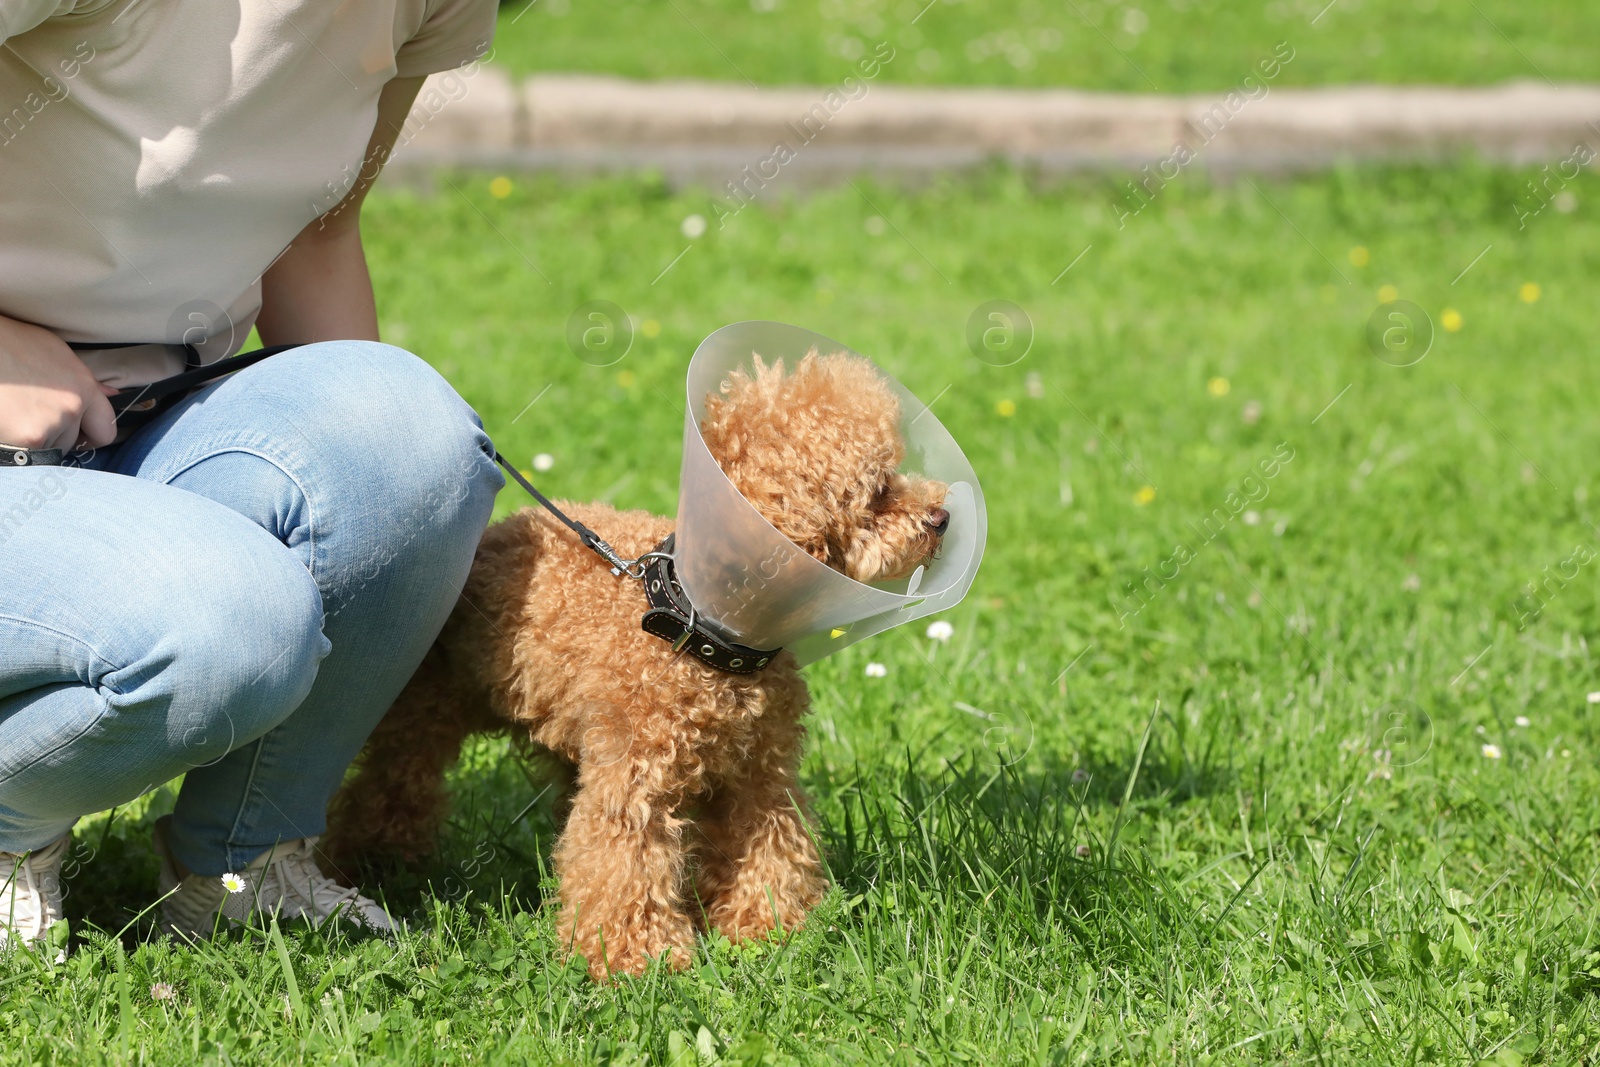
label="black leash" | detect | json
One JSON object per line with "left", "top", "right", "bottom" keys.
{"left": 490, "top": 451, "right": 648, "bottom": 579}
{"left": 9, "top": 340, "right": 783, "bottom": 673}
{"left": 2, "top": 343, "right": 304, "bottom": 466}
{"left": 492, "top": 455, "right": 783, "bottom": 673}
{"left": 101, "top": 343, "right": 303, "bottom": 421}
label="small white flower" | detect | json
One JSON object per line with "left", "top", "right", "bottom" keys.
{"left": 1241, "top": 400, "right": 1263, "bottom": 425}
{"left": 1514, "top": 715, "right": 1531, "bottom": 728}
{"left": 220, "top": 873, "right": 246, "bottom": 894}
{"left": 150, "top": 982, "right": 176, "bottom": 1002}
{"left": 1481, "top": 743, "right": 1502, "bottom": 759}
{"left": 1402, "top": 573, "right": 1421, "bottom": 592}
{"left": 532, "top": 453, "right": 555, "bottom": 472}
{"left": 864, "top": 662, "right": 887, "bottom": 678}
{"left": 680, "top": 214, "right": 707, "bottom": 239}
{"left": 1587, "top": 691, "right": 1600, "bottom": 704}
{"left": 925, "top": 620, "right": 954, "bottom": 642}
{"left": 1070, "top": 768, "right": 1089, "bottom": 784}
{"left": 1242, "top": 510, "right": 1261, "bottom": 526}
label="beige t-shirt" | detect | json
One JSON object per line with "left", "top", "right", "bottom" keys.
{"left": 0, "top": 0, "right": 496, "bottom": 387}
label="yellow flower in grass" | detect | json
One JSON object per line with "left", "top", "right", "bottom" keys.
{"left": 1133, "top": 485, "right": 1156, "bottom": 506}
{"left": 1440, "top": 308, "right": 1463, "bottom": 333}
{"left": 1377, "top": 284, "right": 1399, "bottom": 304}
{"left": 1207, "top": 377, "right": 1229, "bottom": 397}
{"left": 1348, "top": 246, "right": 1370, "bottom": 268}
{"left": 995, "top": 399, "right": 1017, "bottom": 417}
{"left": 1519, "top": 282, "right": 1541, "bottom": 303}
{"left": 640, "top": 319, "right": 661, "bottom": 339}
{"left": 488, "top": 176, "right": 513, "bottom": 199}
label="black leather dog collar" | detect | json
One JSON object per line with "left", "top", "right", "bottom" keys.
{"left": 0, "top": 445, "right": 63, "bottom": 467}
{"left": 640, "top": 535, "right": 782, "bottom": 674}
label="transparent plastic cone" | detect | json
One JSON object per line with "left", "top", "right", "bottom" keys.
{"left": 674, "top": 321, "right": 987, "bottom": 665}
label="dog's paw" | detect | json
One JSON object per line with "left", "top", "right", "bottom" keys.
{"left": 704, "top": 885, "right": 823, "bottom": 945}
{"left": 563, "top": 907, "right": 696, "bottom": 980}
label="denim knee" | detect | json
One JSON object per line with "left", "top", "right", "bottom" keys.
{"left": 273, "top": 341, "right": 503, "bottom": 515}
{"left": 133, "top": 536, "right": 330, "bottom": 765}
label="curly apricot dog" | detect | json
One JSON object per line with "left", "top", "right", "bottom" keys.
{"left": 326, "top": 351, "right": 949, "bottom": 977}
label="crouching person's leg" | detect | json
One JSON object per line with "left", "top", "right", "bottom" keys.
{"left": 0, "top": 465, "right": 328, "bottom": 946}
{"left": 108, "top": 341, "right": 502, "bottom": 890}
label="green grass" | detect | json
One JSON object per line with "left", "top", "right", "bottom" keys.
{"left": 10, "top": 161, "right": 1600, "bottom": 1063}
{"left": 486, "top": 0, "right": 1597, "bottom": 92}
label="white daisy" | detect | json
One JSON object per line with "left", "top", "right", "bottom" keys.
{"left": 925, "top": 620, "right": 954, "bottom": 642}
{"left": 1514, "top": 716, "right": 1531, "bottom": 728}
{"left": 220, "top": 873, "right": 246, "bottom": 894}
{"left": 1481, "top": 744, "right": 1502, "bottom": 759}
{"left": 532, "top": 453, "right": 555, "bottom": 472}
{"left": 680, "top": 214, "right": 708, "bottom": 239}
{"left": 1588, "top": 692, "right": 1600, "bottom": 704}
{"left": 864, "top": 662, "right": 887, "bottom": 678}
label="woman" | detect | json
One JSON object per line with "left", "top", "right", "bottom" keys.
{"left": 0, "top": 0, "right": 503, "bottom": 943}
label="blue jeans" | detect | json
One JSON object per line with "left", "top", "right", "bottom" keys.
{"left": 0, "top": 342, "right": 503, "bottom": 876}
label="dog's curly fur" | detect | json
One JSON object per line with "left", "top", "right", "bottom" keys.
{"left": 325, "top": 351, "right": 948, "bottom": 978}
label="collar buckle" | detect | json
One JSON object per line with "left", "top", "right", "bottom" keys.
{"left": 639, "top": 535, "right": 781, "bottom": 674}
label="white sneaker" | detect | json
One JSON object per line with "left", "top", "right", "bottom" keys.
{"left": 153, "top": 816, "right": 397, "bottom": 939}
{"left": 0, "top": 834, "right": 69, "bottom": 951}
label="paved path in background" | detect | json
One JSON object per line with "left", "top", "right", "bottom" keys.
{"left": 389, "top": 70, "right": 1600, "bottom": 182}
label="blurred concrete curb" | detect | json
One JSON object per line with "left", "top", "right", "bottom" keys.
{"left": 390, "top": 69, "right": 1600, "bottom": 181}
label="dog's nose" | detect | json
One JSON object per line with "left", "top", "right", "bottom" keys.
{"left": 926, "top": 508, "right": 950, "bottom": 535}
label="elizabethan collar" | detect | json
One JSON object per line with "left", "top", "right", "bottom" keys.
{"left": 673, "top": 321, "right": 987, "bottom": 665}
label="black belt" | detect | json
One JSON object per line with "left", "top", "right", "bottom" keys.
{"left": 0, "top": 446, "right": 63, "bottom": 467}
{"left": 638, "top": 534, "right": 782, "bottom": 674}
